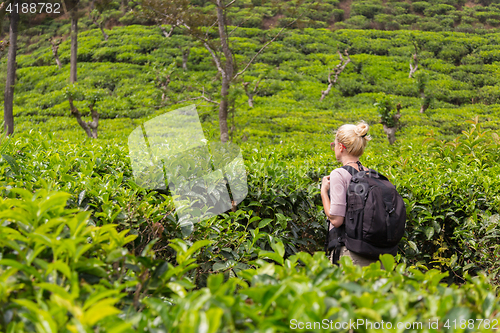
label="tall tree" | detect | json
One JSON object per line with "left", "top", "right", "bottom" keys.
{"left": 63, "top": 0, "right": 101, "bottom": 138}
{"left": 141, "top": 0, "right": 302, "bottom": 143}
{"left": 62, "top": 0, "right": 80, "bottom": 83}
{"left": 4, "top": 0, "right": 19, "bottom": 136}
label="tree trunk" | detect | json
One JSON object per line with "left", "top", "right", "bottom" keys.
{"left": 68, "top": 97, "right": 98, "bottom": 138}
{"left": 182, "top": 47, "right": 190, "bottom": 71}
{"left": 121, "top": 0, "right": 128, "bottom": 13}
{"left": 219, "top": 76, "right": 230, "bottom": 143}
{"left": 216, "top": 0, "right": 233, "bottom": 143}
{"left": 4, "top": 5, "right": 18, "bottom": 136}
{"left": 320, "top": 82, "right": 333, "bottom": 101}
{"left": 50, "top": 39, "right": 62, "bottom": 69}
{"left": 70, "top": 9, "right": 78, "bottom": 83}
{"left": 247, "top": 95, "right": 254, "bottom": 108}
{"left": 88, "top": 102, "right": 99, "bottom": 138}
{"left": 383, "top": 124, "right": 397, "bottom": 145}
{"left": 243, "top": 83, "right": 254, "bottom": 107}
{"left": 420, "top": 91, "right": 428, "bottom": 113}
{"left": 99, "top": 26, "right": 109, "bottom": 41}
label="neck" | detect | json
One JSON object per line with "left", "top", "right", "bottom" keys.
{"left": 341, "top": 157, "right": 359, "bottom": 166}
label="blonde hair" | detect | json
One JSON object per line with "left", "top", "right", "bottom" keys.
{"left": 335, "top": 121, "right": 371, "bottom": 157}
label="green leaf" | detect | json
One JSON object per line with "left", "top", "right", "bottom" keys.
{"left": 355, "top": 307, "right": 382, "bottom": 322}
{"left": 443, "top": 307, "right": 470, "bottom": 325}
{"left": 258, "top": 218, "right": 273, "bottom": 228}
{"left": 167, "top": 282, "right": 187, "bottom": 298}
{"left": 46, "top": 261, "right": 72, "bottom": 280}
{"left": 379, "top": 254, "right": 395, "bottom": 272}
{"left": 37, "top": 283, "right": 72, "bottom": 300}
{"left": 482, "top": 293, "right": 495, "bottom": 318}
{"left": 206, "top": 308, "right": 224, "bottom": 333}
{"left": 207, "top": 274, "right": 224, "bottom": 293}
{"left": 271, "top": 240, "right": 285, "bottom": 258}
{"left": 37, "top": 192, "right": 72, "bottom": 220}
{"left": 213, "top": 260, "right": 235, "bottom": 272}
{"left": 14, "top": 299, "right": 58, "bottom": 333}
{"left": 83, "top": 298, "right": 121, "bottom": 326}
{"left": 83, "top": 289, "right": 122, "bottom": 311}
{"left": 2, "top": 154, "right": 19, "bottom": 174}
{"left": 258, "top": 250, "right": 283, "bottom": 265}
{"left": 183, "top": 240, "right": 213, "bottom": 261}
{"left": 106, "top": 248, "right": 128, "bottom": 263}
{"left": 424, "top": 226, "right": 434, "bottom": 240}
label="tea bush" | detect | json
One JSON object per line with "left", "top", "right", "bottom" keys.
{"left": 4, "top": 19, "right": 500, "bottom": 330}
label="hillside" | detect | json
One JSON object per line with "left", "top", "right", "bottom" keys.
{"left": 1, "top": 2, "right": 500, "bottom": 332}
{"left": 3, "top": 26, "right": 500, "bottom": 144}
{"left": 4, "top": 0, "right": 500, "bottom": 41}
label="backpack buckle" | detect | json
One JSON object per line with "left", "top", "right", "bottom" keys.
{"left": 388, "top": 208, "right": 395, "bottom": 214}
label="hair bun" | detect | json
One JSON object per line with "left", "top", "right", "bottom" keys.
{"left": 354, "top": 121, "right": 370, "bottom": 139}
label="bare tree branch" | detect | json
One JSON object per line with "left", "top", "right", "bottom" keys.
{"left": 242, "top": 77, "right": 263, "bottom": 108}
{"left": 224, "top": 0, "right": 237, "bottom": 8}
{"left": 159, "top": 24, "right": 174, "bottom": 37}
{"left": 228, "top": 16, "right": 253, "bottom": 36}
{"left": 233, "top": 20, "right": 296, "bottom": 80}
{"left": 200, "top": 87, "right": 220, "bottom": 104}
{"left": 320, "top": 50, "right": 351, "bottom": 101}
{"left": 89, "top": 0, "right": 109, "bottom": 41}
{"left": 409, "top": 42, "right": 418, "bottom": 79}
{"left": 176, "top": 87, "right": 220, "bottom": 105}
{"left": 206, "top": 19, "right": 218, "bottom": 40}
{"left": 203, "top": 41, "right": 225, "bottom": 76}
{"left": 49, "top": 37, "right": 62, "bottom": 69}
{"left": 68, "top": 97, "right": 97, "bottom": 138}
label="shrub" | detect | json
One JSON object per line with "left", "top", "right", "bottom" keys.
{"left": 0, "top": 188, "right": 137, "bottom": 332}
{"left": 412, "top": 1, "right": 431, "bottom": 13}
{"left": 478, "top": 85, "right": 500, "bottom": 104}
{"left": 424, "top": 4, "right": 456, "bottom": 16}
{"left": 332, "top": 8, "right": 344, "bottom": 21}
{"left": 397, "top": 14, "right": 420, "bottom": 25}
{"left": 440, "top": 18, "right": 455, "bottom": 29}
{"left": 92, "top": 47, "right": 118, "bottom": 62}
{"left": 336, "top": 76, "right": 369, "bottom": 96}
{"left": 455, "top": 23, "right": 476, "bottom": 33}
{"left": 351, "top": 2, "right": 384, "bottom": 19}
{"left": 419, "top": 20, "right": 444, "bottom": 32}
{"left": 487, "top": 18, "right": 500, "bottom": 26}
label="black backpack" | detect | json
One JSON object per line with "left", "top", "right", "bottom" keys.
{"left": 325, "top": 162, "right": 406, "bottom": 264}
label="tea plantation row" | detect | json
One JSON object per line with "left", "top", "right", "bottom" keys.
{"left": 1, "top": 23, "right": 500, "bottom": 331}
{"left": 0, "top": 117, "right": 499, "bottom": 330}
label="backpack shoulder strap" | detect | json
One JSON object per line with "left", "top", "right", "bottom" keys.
{"left": 372, "top": 169, "right": 389, "bottom": 181}
{"left": 341, "top": 165, "right": 358, "bottom": 177}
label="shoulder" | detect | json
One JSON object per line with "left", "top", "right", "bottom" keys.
{"left": 330, "top": 167, "right": 352, "bottom": 179}
{"left": 329, "top": 167, "right": 352, "bottom": 186}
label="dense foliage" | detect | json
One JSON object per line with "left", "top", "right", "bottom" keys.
{"left": 1, "top": 3, "right": 500, "bottom": 331}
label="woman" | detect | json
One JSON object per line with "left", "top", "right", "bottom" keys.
{"left": 321, "top": 121, "right": 382, "bottom": 267}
